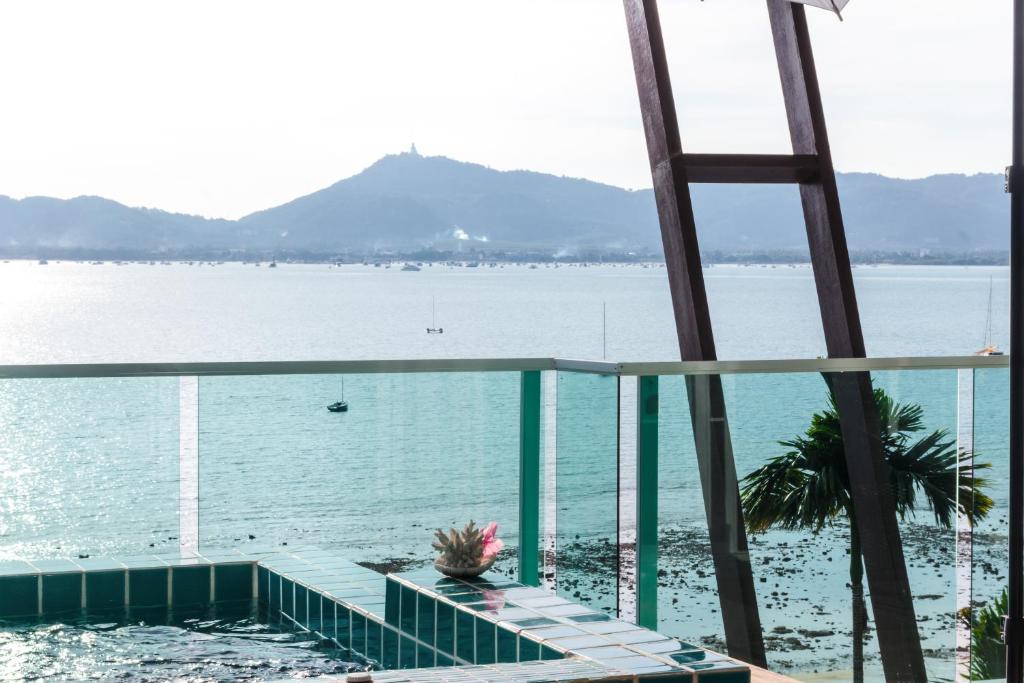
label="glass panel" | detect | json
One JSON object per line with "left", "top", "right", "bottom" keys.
{"left": 553, "top": 371, "right": 618, "bottom": 614}
{"left": 971, "top": 366, "right": 1010, "bottom": 682}
{"left": 0, "top": 377, "right": 179, "bottom": 559}
{"left": 654, "top": 368, "right": 978, "bottom": 682}
{"left": 656, "top": 374, "right": 719, "bottom": 643}
{"left": 198, "top": 372, "right": 520, "bottom": 575}
{"left": 874, "top": 369, "right": 959, "bottom": 682}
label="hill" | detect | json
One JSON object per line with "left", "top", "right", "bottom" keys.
{"left": 0, "top": 150, "right": 1009, "bottom": 259}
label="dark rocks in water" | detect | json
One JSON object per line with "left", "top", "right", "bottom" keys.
{"left": 78, "top": 553, "right": 89, "bottom": 559}
{"left": 798, "top": 629, "right": 835, "bottom": 638}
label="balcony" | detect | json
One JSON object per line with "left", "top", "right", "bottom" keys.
{"left": 0, "top": 354, "right": 1008, "bottom": 682}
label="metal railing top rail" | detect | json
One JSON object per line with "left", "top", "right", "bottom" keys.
{"left": 0, "top": 354, "right": 1008, "bottom": 379}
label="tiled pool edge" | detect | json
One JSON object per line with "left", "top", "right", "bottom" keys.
{"left": 260, "top": 551, "right": 750, "bottom": 683}
{"left": 0, "top": 551, "right": 261, "bottom": 615}
{"left": 1, "top": 548, "right": 752, "bottom": 683}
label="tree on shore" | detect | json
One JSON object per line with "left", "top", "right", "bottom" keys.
{"left": 740, "top": 387, "right": 992, "bottom": 683}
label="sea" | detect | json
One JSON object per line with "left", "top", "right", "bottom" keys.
{"left": 0, "top": 260, "right": 1012, "bottom": 681}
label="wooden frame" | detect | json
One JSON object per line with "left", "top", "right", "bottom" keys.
{"left": 623, "top": 0, "right": 927, "bottom": 678}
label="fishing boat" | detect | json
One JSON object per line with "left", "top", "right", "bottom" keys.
{"left": 427, "top": 297, "right": 444, "bottom": 334}
{"left": 976, "top": 276, "right": 1005, "bottom": 356}
{"left": 327, "top": 378, "right": 349, "bottom": 412}
{"left": 401, "top": 263, "right": 421, "bottom": 272}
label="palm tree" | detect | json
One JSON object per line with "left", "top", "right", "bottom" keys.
{"left": 967, "top": 587, "right": 1007, "bottom": 680}
{"left": 740, "top": 387, "right": 992, "bottom": 683}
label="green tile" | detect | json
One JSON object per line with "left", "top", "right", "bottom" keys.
{"left": 497, "top": 626, "right": 517, "bottom": 663}
{"left": 42, "top": 573, "right": 82, "bottom": 614}
{"left": 416, "top": 643, "right": 434, "bottom": 668}
{"left": 171, "top": 566, "right": 210, "bottom": 607}
{"left": 518, "top": 634, "right": 541, "bottom": 661}
{"left": 308, "top": 591, "right": 323, "bottom": 632}
{"left": 436, "top": 602, "right": 455, "bottom": 655}
{"left": 366, "top": 619, "right": 383, "bottom": 663}
{"left": 385, "top": 579, "right": 400, "bottom": 626}
{"left": 399, "top": 634, "right": 416, "bottom": 669}
{"left": 383, "top": 626, "right": 399, "bottom": 669}
{"left": 541, "top": 644, "right": 563, "bottom": 660}
{"left": 399, "top": 585, "right": 417, "bottom": 634}
{"left": 214, "top": 564, "right": 252, "bottom": 602}
{"left": 475, "top": 617, "right": 496, "bottom": 664}
{"left": 86, "top": 571, "right": 125, "bottom": 609}
{"left": 270, "top": 573, "right": 282, "bottom": 610}
{"left": 351, "top": 611, "right": 367, "bottom": 654}
{"left": 295, "top": 584, "right": 309, "bottom": 626}
{"left": 336, "top": 605, "right": 351, "bottom": 649}
{"left": 129, "top": 568, "right": 168, "bottom": 607}
{"left": 417, "top": 592, "right": 435, "bottom": 645}
{"left": 281, "top": 578, "right": 294, "bottom": 617}
{"left": 33, "top": 559, "right": 79, "bottom": 573}
{"left": 0, "top": 575, "right": 37, "bottom": 617}
{"left": 257, "top": 566, "right": 269, "bottom": 605}
{"left": 456, "top": 609, "right": 474, "bottom": 663}
{"left": 322, "top": 599, "right": 336, "bottom": 639}
{"left": 0, "top": 561, "right": 36, "bottom": 577}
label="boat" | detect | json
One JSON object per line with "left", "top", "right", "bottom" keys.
{"left": 37, "top": 259, "right": 48, "bottom": 265}
{"left": 401, "top": 264, "right": 421, "bottom": 271}
{"left": 427, "top": 297, "right": 444, "bottom": 334}
{"left": 976, "top": 276, "right": 1005, "bottom": 356}
{"left": 327, "top": 378, "right": 349, "bottom": 412}
{"left": 268, "top": 261, "right": 277, "bottom": 269}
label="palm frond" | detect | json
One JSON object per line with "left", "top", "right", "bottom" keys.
{"left": 741, "top": 386, "right": 992, "bottom": 538}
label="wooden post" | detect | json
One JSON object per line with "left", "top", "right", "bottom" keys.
{"left": 622, "top": 0, "right": 767, "bottom": 666}
{"left": 766, "top": 2, "right": 926, "bottom": 679}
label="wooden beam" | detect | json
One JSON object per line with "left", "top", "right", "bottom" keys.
{"left": 678, "top": 153, "right": 820, "bottom": 184}
{"left": 622, "top": 0, "right": 767, "bottom": 667}
{"left": 766, "top": 1, "right": 928, "bottom": 680}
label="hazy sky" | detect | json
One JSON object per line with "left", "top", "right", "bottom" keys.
{"left": 0, "top": 1, "right": 1012, "bottom": 219}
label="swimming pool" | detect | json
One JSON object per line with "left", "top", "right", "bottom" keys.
{"left": 0, "top": 548, "right": 752, "bottom": 682}
{"left": 0, "top": 601, "right": 368, "bottom": 682}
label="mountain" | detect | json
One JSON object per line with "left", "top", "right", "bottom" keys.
{"left": 0, "top": 151, "right": 1010, "bottom": 258}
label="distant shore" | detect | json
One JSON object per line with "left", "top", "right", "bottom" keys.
{"left": 0, "top": 250, "right": 1011, "bottom": 267}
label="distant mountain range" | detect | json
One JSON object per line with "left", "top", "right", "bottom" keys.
{"left": 0, "top": 150, "right": 1010, "bottom": 261}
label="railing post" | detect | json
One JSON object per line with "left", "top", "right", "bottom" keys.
{"left": 636, "top": 375, "right": 659, "bottom": 629}
{"left": 542, "top": 371, "right": 559, "bottom": 591}
{"left": 179, "top": 375, "right": 199, "bottom": 557}
{"left": 519, "top": 370, "right": 542, "bottom": 586}
{"left": 617, "top": 376, "right": 638, "bottom": 623}
{"left": 956, "top": 368, "right": 976, "bottom": 682}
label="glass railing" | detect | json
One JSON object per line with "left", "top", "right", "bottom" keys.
{"left": 0, "top": 355, "right": 1010, "bottom": 682}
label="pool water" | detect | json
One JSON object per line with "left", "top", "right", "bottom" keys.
{"left": 0, "top": 601, "right": 369, "bottom": 682}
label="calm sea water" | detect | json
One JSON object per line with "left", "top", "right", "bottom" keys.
{"left": 0, "top": 260, "right": 1012, "bottom": 680}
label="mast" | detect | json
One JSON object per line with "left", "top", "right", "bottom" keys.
{"left": 987, "top": 277, "right": 995, "bottom": 349}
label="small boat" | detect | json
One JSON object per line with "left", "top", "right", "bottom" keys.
{"left": 427, "top": 297, "right": 443, "bottom": 334}
{"left": 327, "top": 378, "right": 349, "bottom": 412}
{"left": 268, "top": 261, "right": 277, "bottom": 269}
{"left": 37, "top": 259, "right": 48, "bottom": 265}
{"left": 402, "top": 264, "right": 421, "bottom": 272}
{"left": 976, "top": 276, "right": 1005, "bottom": 356}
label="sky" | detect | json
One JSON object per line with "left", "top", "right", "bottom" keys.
{"left": 0, "top": 0, "right": 1013, "bottom": 219}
